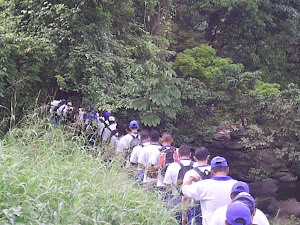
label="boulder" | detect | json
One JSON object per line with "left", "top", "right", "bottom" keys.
{"left": 249, "top": 180, "right": 278, "bottom": 197}
{"left": 279, "top": 174, "right": 298, "bottom": 183}
{"left": 256, "top": 197, "right": 277, "bottom": 211}
{"left": 267, "top": 198, "right": 300, "bottom": 216}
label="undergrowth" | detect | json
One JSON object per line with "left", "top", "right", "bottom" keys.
{"left": 0, "top": 108, "right": 176, "bottom": 224}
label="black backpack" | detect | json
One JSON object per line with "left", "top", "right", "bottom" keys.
{"left": 129, "top": 133, "right": 141, "bottom": 151}
{"left": 177, "top": 160, "right": 194, "bottom": 187}
{"left": 160, "top": 146, "right": 179, "bottom": 176}
{"left": 193, "top": 167, "right": 212, "bottom": 180}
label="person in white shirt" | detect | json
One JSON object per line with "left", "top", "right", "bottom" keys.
{"left": 102, "top": 116, "right": 117, "bottom": 142}
{"left": 116, "top": 120, "right": 140, "bottom": 153}
{"left": 181, "top": 156, "right": 237, "bottom": 225}
{"left": 138, "top": 130, "right": 161, "bottom": 189}
{"left": 209, "top": 182, "right": 270, "bottom": 225}
{"left": 163, "top": 145, "right": 195, "bottom": 222}
{"left": 111, "top": 124, "right": 128, "bottom": 154}
{"left": 164, "top": 145, "right": 195, "bottom": 196}
{"left": 56, "top": 99, "right": 67, "bottom": 124}
{"left": 50, "top": 99, "right": 63, "bottom": 125}
{"left": 182, "top": 147, "right": 211, "bottom": 225}
{"left": 130, "top": 130, "right": 150, "bottom": 184}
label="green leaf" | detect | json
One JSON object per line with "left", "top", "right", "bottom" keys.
{"left": 149, "top": 91, "right": 171, "bottom": 106}
{"left": 130, "top": 99, "right": 149, "bottom": 110}
{"left": 141, "top": 113, "right": 161, "bottom": 127}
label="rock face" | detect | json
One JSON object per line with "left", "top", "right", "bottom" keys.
{"left": 249, "top": 180, "right": 279, "bottom": 197}
{"left": 267, "top": 198, "right": 300, "bottom": 216}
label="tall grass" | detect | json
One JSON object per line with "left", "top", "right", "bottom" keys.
{"left": 0, "top": 109, "right": 176, "bottom": 224}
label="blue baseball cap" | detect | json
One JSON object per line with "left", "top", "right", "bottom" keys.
{"left": 231, "top": 181, "right": 250, "bottom": 194}
{"left": 129, "top": 120, "right": 139, "bottom": 128}
{"left": 226, "top": 201, "right": 252, "bottom": 225}
{"left": 61, "top": 99, "right": 66, "bottom": 103}
{"left": 211, "top": 156, "right": 228, "bottom": 168}
{"left": 90, "top": 105, "right": 95, "bottom": 110}
{"left": 104, "top": 112, "right": 110, "bottom": 119}
{"left": 233, "top": 192, "right": 255, "bottom": 212}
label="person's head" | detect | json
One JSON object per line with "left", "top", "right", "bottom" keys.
{"left": 129, "top": 120, "right": 139, "bottom": 131}
{"left": 233, "top": 192, "right": 256, "bottom": 215}
{"left": 61, "top": 99, "right": 66, "bottom": 104}
{"left": 67, "top": 102, "right": 72, "bottom": 106}
{"left": 161, "top": 132, "right": 173, "bottom": 145}
{"left": 104, "top": 112, "right": 110, "bottom": 120}
{"left": 90, "top": 105, "right": 95, "bottom": 111}
{"left": 226, "top": 201, "right": 252, "bottom": 225}
{"left": 117, "top": 124, "right": 128, "bottom": 137}
{"left": 194, "top": 147, "right": 209, "bottom": 162}
{"left": 210, "top": 156, "right": 229, "bottom": 176}
{"left": 108, "top": 116, "right": 116, "bottom": 124}
{"left": 140, "top": 130, "right": 150, "bottom": 142}
{"left": 178, "top": 145, "right": 191, "bottom": 158}
{"left": 231, "top": 182, "right": 250, "bottom": 199}
{"left": 150, "top": 130, "right": 160, "bottom": 143}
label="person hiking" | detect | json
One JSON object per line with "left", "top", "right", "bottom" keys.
{"left": 50, "top": 99, "right": 62, "bottom": 125}
{"left": 181, "top": 156, "right": 238, "bottom": 225}
{"left": 163, "top": 145, "right": 195, "bottom": 222}
{"left": 56, "top": 99, "right": 67, "bottom": 124}
{"left": 182, "top": 147, "right": 211, "bottom": 225}
{"left": 138, "top": 130, "right": 161, "bottom": 190}
{"left": 130, "top": 130, "right": 150, "bottom": 184}
{"left": 85, "top": 105, "right": 99, "bottom": 145}
{"left": 102, "top": 116, "right": 117, "bottom": 142}
{"left": 117, "top": 120, "right": 140, "bottom": 154}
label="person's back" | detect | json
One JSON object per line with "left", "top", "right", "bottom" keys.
{"left": 57, "top": 101, "right": 67, "bottom": 117}
{"left": 164, "top": 145, "right": 195, "bottom": 196}
{"left": 130, "top": 130, "right": 150, "bottom": 165}
{"left": 102, "top": 116, "right": 117, "bottom": 142}
{"left": 138, "top": 130, "right": 161, "bottom": 185}
{"left": 182, "top": 156, "right": 237, "bottom": 225}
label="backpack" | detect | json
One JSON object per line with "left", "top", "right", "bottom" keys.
{"left": 177, "top": 160, "right": 194, "bottom": 187}
{"left": 124, "top": 133, "right": 140, "bottom": 160}
{"left": 129, "top": 133, "right": 141, "bottom": 152}
{"left": 193, "top": 167, "right": 212, "bottom": 180}
{"left": 159, "top": 146, "right": 179, "bottom": 176}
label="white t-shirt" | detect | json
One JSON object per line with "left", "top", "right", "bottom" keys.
{"left": 78, "top": 109, "right": 85, "bottom": 122}
{"left": 102, "top": 123, "right": 117, "bottom": 141}
{"left": 57, "top": 104, "right": 66, "bottom": 116}
{"left": 208, "top": 205, "right": 270, "bottom": 225}
{"left": 138, "top": 144, "right": 161, "bottom": 183}
{"left": 164, "top": 159, "right": 196, "bottom": 195}
{"left": 51, "top": 100, "right": 60, "bottom": 107}
{"left": 130, "top": 141, "right": 151, "bottom": 164}
{"left": 182, "top": 176, "right": 237, "bottom": 225}
{"left": 183, "top": 164, "right": 211, "bottom": 183}
{"left": 63, "top": 106, "right": 72, "bottom": 117}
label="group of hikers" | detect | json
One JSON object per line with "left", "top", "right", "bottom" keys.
{"left": 49, "top": 99, "right": 270, "bottom": 225}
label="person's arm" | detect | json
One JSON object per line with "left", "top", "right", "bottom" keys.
{"left": 182, "top": 175, "right": 200, "bottom": 187}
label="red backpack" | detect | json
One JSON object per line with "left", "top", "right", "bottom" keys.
{"left": 160, "top": 146, "right": 179, "bottom": 176}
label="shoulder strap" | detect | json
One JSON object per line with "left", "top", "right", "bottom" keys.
{"left": 177, "top": 161, "right": 184, "bottom": 169}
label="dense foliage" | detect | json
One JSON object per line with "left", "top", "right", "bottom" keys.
{"left": 0, "top": 1, "right": 299, "bottom": 177}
